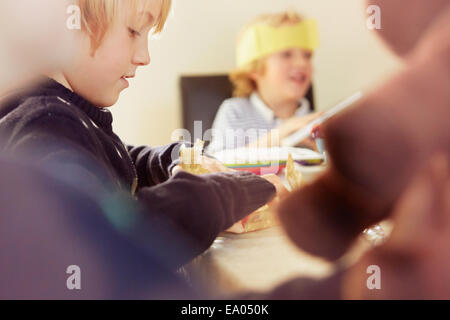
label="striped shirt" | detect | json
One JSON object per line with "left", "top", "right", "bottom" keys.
{"left": 207, "top": 92, "right": 312, "bottom": 153}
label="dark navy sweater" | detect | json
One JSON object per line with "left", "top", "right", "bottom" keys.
{"left": 0, "top": 77, "right": 275, "bottom": 268}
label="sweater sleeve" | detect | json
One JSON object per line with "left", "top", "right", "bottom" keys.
{"left": 127, "top": 142, "right": 189, "bottom": 189}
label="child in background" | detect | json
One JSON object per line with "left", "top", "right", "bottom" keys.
{"left": 208, "top": 11, "right": 321, "bottom": 153}
{"left": 0, "top": 0, "right": 285, "bottom": 269}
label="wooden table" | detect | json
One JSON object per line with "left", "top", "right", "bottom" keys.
{"left": 182, "top": 164, "right": 391, "bottom": 296}
{"left": 183, "top": 224, "right": 387, "bottom": 296}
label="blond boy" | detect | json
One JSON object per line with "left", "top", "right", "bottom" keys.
{"left": 208, "top": 11, "right": 320, "bottom": 153}
{"left": 0, "top": 0, "right": 283, "bottom": 268}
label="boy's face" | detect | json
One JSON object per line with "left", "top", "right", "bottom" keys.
{"left": 251, "top": 48, "right": 313, "bottom": 103}
{"left": 63, "top": 1, "right": 162, "bottom": 107}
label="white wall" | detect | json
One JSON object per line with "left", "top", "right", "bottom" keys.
{"left": 111, "top": 0, "right": 402, "bottom": 146}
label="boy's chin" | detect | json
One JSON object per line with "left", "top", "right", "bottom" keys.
{"left": 285, "top": 86, "right": 309, "bottom": 101}
{"left": 95, "top": 93, "right": 119, "bottom": 108}
{"left": 286, "top": 91, "right": 308, "bottom": 102}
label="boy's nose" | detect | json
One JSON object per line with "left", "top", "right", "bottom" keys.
{"left": 133, "top": 42, "right": 151, "bottom": 66}
{"left": 293, "top": 55, "right": 308, "bottom": 69}
{"left": 133, "top": 51, "right": 151, "bottom": 66}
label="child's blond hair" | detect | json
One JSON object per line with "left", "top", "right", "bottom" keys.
{"left": 230, "top": 10, "right": 303, "bottom": 97}
{"left": 78, "top": 0, "right": 172, "bottom": 55}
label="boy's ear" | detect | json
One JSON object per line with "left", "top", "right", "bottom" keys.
{"left": 248, "top": 70, "right": 261, "bottom": 82}
{"left": 249, "top": 65, "right": 266, "bottom": 83}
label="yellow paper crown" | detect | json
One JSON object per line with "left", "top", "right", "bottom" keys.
{"left": 236, "top": 19, "right": 319, "bottom": 68}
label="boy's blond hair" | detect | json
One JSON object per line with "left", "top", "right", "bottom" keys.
{"left": 78, "top": 0, "right": 172, "bottom": 55}
{"left": 230, "top": 10, "right": 303, "bottom": 97}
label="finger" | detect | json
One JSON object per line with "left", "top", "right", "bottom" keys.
{"left": 262, "top": 174, "right": 289, "bottom": 198}
{"left": 171, "top": 165, "right": 183, "bottom": 175}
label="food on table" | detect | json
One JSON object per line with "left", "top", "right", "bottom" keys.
{"left": 286, "top": 153, "right": 303, "bottom": 191}
{"left": 226, "top": 204, "right": 276, "bottom": 233}
{"left": 179, "top": 140, "right": 211, "bottom": 175}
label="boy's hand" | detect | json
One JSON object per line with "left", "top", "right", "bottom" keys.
{"left": 296, "top": 137, "right": 319, "bottom": 151}
{"left": 261, "top": 174, "right": 289, "bottom": 203}
{"left": 278, "top": 112, "right": 322, "bottom": 140}
{"left": 247, "top": 112, "right": 323, "bottom": 148}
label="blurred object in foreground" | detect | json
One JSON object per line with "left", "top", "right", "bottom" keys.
{"left": 0, "top": 156, "right": 195, "bottom": 299}
{"left": 362, "top": 224, "right": 386, "bottom": 246}
{"left": 344, "top": 154, "right": 450, "bottom": 299}
{"left": 0, "top": 0, "right": 75, "bottom": 93}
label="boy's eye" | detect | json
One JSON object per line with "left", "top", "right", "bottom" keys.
{"left": 281, "top": 51, "right": 292, "bottom": 58}
{"left": 128, "top": 27, "right": 141, "bottom": 38}
{"left": 303, "top": 51, "right": 313, "bottom": 60}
